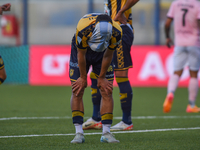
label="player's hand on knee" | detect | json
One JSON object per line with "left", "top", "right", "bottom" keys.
{"left": 97, "top": 78, "right": 113, "bottom": 96}
{"left": 72, "top": 77, "right": 87, "bottom": 96}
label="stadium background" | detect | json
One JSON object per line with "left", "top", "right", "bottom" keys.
{"left": 0, "top": 0, "right": 199, "bottom": 85}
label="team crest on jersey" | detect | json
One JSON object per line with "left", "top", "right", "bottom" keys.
{"left": 107, "top": 65, "right": 113, "bottom": 72}
{"left": 70, "top": 69, "right": 74, "bottom": 77}
{"left": 82, "top": 28, "right": 92, "bottom": 36}
{"left": 112, "top": 30, "right": 120, "bottom": 37}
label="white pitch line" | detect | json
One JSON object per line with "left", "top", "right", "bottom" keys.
{"left": 0, "top": 127, "right": 200, "bottom": 139}
{"left": 1, "top": 115, "right": 200, "bottom": 121}
{"left": 0, "top": 116, "right": 72, "bottom": 121}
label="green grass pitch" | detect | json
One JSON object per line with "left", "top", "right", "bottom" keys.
{"left": 0, "top": 85, "right": 200, "bottom": 150}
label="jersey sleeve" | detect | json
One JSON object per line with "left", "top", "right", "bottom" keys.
{"left": 167, "top": 2, "right": 175, "bottom": 19}
{"left": 75, "top": 29, "right": 88, "bottom": 50}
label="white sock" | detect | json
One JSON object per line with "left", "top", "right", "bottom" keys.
{"left": 188, "top": 77, "right": 199, "bottom": 105}
{"left": 102, "top": 124, "right": 111, "bottom": 134}
{"left": 74, "top": 123, "right": 83, "bottom": 134}
{"left": 168, "top": 74, "right": 180, "bottom": 94}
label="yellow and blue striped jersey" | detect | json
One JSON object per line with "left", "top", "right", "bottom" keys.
{"left": 75, "top": 13, "right": 122, "bottom": 51}
{"left": 104, "top": 0, "right": 132, "bottom": 25}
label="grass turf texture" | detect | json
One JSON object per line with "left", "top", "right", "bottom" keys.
{"left": 0, "top": 85, "right": 200, "bottom": 149}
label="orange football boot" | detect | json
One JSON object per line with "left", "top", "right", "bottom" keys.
{"left": 163, "top": 93, "right": 174, "bottom": 113}
{"left": 186, "top": 105, "right": 200, "bottom": 113}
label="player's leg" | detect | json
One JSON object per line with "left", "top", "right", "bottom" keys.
{"left": 163, "top": 46, "right": 187, "bottom": 113}
{"left": 90, "top": 55, "right": 119, "bottom": 143}
{"left": 82, "top": 49, "right": 105, "bottom": 130}
{"left": 163, "top": 70, "right": 182, "bottom": 113}
{"left": 0, "top": 55, "right": 7, "bottom": 85}
{"left": 186, "top": 46, "right": 200, "bottom": 113}
{"left": 82, "top": 72, "right": 102, "bottom": 130}
{"left": 69, "top": 36, "right": 87, "bottom": 143}
{"left": 111, "top": 25, "right": 134, "bottom": 130}
{"left": 112, "top": 70, "right": 133, "bottom": 130}
{"left": 82, "top": 49, "right": 114, "bottom": 130}
{"left": 70, "top": 81, "right": 85, "bottom": 143}
{"left": 90, "top": 73, "right": 101, "bottom": 121}
{"left": 100, "top": 80, "right": 119, "bottom": 143}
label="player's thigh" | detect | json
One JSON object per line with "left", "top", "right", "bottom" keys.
{"left": 113, "top": 25, "right": 133, "bottom": 71}
{"left": 92, "top": 62, "right": 114, "bottom": 81}
{"left": 187, "top": 46, "right": 200, "bottom": 71}
{"left": 115, "top": 70, "right": 128, "bottom": 77}
{"left": 173, "top": 46, "right": 188, "bottom": 71}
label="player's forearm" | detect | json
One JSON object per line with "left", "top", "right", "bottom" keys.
{"left": 77, "top": 49, "right": 87, "bottom": 79}
{"left": 99, "top": 49, "right": 114, "bottom": 79}
{"left": 118, "top": 0, "right": 139, "bottom": 14}
{"left": 165, "top": 18, "right": 172, "bottom": 39}
{"left": 165, "top": 25, "right": 170, "bottom": 39}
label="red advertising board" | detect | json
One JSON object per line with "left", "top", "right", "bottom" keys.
{"left": 29, "top": 45, "right": 200, "bottom": 86}
{"left": 29, "top": 45, "right": 72, "bottom": 85}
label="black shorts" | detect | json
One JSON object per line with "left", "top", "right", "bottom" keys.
{"left": 113, "top": 25, "right": 134, "bottom": 70}
{"left": 0, "top": 55, "right": 5, "bottom": 70}
{"left": 69, "top": 36, "right": 114, "bottom": 82}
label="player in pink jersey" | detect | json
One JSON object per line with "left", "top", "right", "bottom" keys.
{"left": 163, "top": 0, "right": 200, "bottom": 113}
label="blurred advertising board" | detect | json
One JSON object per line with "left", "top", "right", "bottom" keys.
{"left": 29, "top": 45, "right": 200, "bottom": 87}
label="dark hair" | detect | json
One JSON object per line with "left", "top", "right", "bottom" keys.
{"left": 96, "top": 14, "right": 112, "bottom": 24}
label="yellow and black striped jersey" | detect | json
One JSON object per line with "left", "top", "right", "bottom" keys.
{"left": 104, "top": 0, "right": 132, "bottom": 25}
{"left": 75, "top": 13, "right": 122, "bottom": 51}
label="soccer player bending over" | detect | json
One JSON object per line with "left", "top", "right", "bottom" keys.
{"left": 69, "top": 14, "right": 122, "bottom": 143}
{"left": 83, "top": 0, "right": 140, "bottom": 132}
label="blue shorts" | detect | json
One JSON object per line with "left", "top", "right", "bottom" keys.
{"left": 69, "top": 36, "right": 114, "bottom": 82}
{"left": 113, "top": 24, "right": 134, "bottom": 70}
{"left": 0, "top": 55, "right": 5, "bottom": 70}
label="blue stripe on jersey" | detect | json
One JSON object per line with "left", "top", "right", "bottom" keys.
{"left": 108, "top": 0, "right": 112, "bottom": 17}
{"left": 117, "top": 0, "right": 121, "bottom": 14}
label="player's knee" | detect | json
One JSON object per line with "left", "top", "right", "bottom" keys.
{"left": 116, "top": 77, "right": 132, "bottom": 93}
{"left": 0, "top": 73, "right": 6, "bottom": 84}
{"left": 174, "top": 70, "right": 183, "bottom": 77}
{"left": 1, "top": 73, "right": 7, "bottom": 80}
{"left": 189, "top": 70, "right": 198, "bottom": 78}
{"left": 0, "top": 68, "right": 7, "bottom": 83}
{"left": 100, "top": 88, "right": 113, "bottom": 98}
